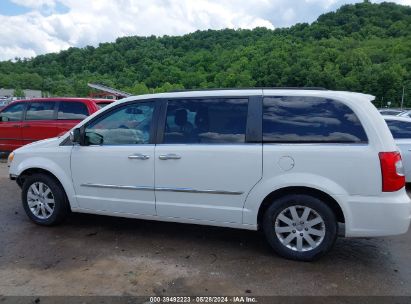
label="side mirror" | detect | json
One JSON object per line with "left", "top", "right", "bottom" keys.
{"left": 0, "top": 116, "right": 9, "bottom": 122}
{"left": 69, "top": 128, "right": 81, "bottom": 144}
{"left": 85, "top": 132, "right": 104, "bottom": 145}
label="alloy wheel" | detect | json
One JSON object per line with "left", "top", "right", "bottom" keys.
{"left": 274, "top": 205, "right": 326, "bottom": 252}
{"left": 27, "top": 182, "right": 55, "bottom": 220}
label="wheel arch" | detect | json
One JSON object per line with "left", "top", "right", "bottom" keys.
{"left": 256, "top": 186, "right": 345, "bottom": 229}
{"left": 17, "top": 167, "right": 61, "bottom": 188}
{"left": 17, "top": 167, "right": 75, "bottom": 211}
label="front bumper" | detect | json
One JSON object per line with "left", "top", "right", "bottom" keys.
{"left": 341, "top": 189, "right": 411, "bottom": 237}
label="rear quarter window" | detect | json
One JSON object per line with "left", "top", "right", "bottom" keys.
{"left": 263, "top": 96, "right": 368, "bottom": 143}
{"left": 58, "top": 101, "right": 89, "bottom": 120}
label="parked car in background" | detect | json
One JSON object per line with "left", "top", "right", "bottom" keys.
{"left": 8, "top": 89, "right": 411, "bottom": 261}
{"left": 379, "top": 109, "right": 405, "bottom": 116}
{"left": 93, "top": 98, "right": 115, "bottom": 109}
{"left": 383, "top": 115, "right": 411, "bottom": 183}
{"left": 0, "top": 100, "right": 8, "bottom": 111}
{"left": 0, "top": 98, "right": 105, "bottom": 153}
{"left": 398, "top": 110, "right": 411, "bottom": 119}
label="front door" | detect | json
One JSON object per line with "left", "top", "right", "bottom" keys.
{"left": 71, "top": 100, "right": 157, "bottom": 215}
{"left": 155, "top": 97, "right": 263, "bottom": 224}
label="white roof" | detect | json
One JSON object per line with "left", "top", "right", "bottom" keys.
{"left": 118, "top": 89, "right": 375, "bottom": 103}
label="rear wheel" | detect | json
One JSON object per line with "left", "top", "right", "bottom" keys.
{"left": 22, "top": 173, "right": 70, "bottom": 226}
{"left": 263, "top": 194, "right": 337, "bottom": 261}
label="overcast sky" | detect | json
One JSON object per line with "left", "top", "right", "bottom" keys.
{"left": 0, "top": 0, "right": 410, "bottom": 61}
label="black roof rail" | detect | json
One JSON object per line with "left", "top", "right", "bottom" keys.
{"left": 169, "top": 87, "right": 327, "bottom": 93}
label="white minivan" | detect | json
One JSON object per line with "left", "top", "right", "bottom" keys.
{"left": 8, "top": 89, "right": 411, "bottom": 261}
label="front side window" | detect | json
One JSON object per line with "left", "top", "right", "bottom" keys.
{"left": 85, "top": 102, "right": 155, "bottom": 145}
{"left": 385, "top": 120, "right": 411, "bottom": 139}
{"left": 0, "top": 103, "right": 25, "bottom": 122}
{"left": 163, "top": 98, "right": 249, "bottom": 144}
{"left": 58, "top": 102, "right": 89, "bottom": 120}
{"left": 26, "top": 102, "right": 56, "bottom": 121}
{"left": 263, "top": 97, "right": 368, "bottom": 143}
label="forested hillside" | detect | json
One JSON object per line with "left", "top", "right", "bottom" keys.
{"left": 1, "top": 1, "right": 411, "bottom": 105}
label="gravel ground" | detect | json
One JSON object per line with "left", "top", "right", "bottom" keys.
{"left": 0, "top": 163, "right": 410, "bottom": 296}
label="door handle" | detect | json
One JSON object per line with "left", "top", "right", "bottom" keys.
{"left": 128, "top": 153, "right": 150, "bottom": 160}
{"left": 159, "top": 153, "right": 181, "bottom": 160}
{"left": 12, "top": 124, "right": 20, "bottom": 128}
{"left": 22, "top": 125, "right": 30, "bottom": 128}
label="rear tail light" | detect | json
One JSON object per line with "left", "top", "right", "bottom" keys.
{"left": 379, "top": 151, "right": 405, "bottom": 192}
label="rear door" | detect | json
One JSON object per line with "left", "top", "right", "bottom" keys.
{"left": 56, "top": 101, "right": 89, "bottom": 135}
{"left": 154, "top": 96, "right": 263, "bottom": 224}
{"left": 0, "top": 102, "right": 26, "bottom": 151}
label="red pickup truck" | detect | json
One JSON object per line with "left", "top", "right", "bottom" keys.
{"left": 0, "top": 98, "right": 113, "bottom": 153}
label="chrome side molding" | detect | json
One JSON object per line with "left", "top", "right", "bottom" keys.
{"left": 156, "top": 187, "right": 243, "bottom": 195}
{"left": 81, "top": 183, "right": 153, "bottom": 191}
{"left": 81, "top": 183, "right": 243, "bottom": 195}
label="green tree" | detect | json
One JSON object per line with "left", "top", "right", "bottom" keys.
{"left": 14, "top": 87, "right": 24, "bottom": 97}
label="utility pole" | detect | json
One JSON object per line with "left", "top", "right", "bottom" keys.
{"left": 401, "top": 86, "right": 405, "bottom": 110}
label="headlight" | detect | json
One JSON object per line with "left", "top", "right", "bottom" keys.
{"left": 7, "top": 152, "right": 14, "bottom": 166}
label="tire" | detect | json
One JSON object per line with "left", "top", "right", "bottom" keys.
{"left": 21, "top": 173, "right": 70, "bottom": 226}
{"left": 263, "top": 194, "right": 337, "bottom": 261}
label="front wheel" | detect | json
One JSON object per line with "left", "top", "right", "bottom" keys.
{"left": 22, "top": 173, "right": 70, "bottom": 226}
{"left": 263, "top": 194, "right": 337, "bottom": 261}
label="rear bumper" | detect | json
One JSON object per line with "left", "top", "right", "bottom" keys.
{"left": 341, "top": 190, "right": 411, "bottom": 237}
